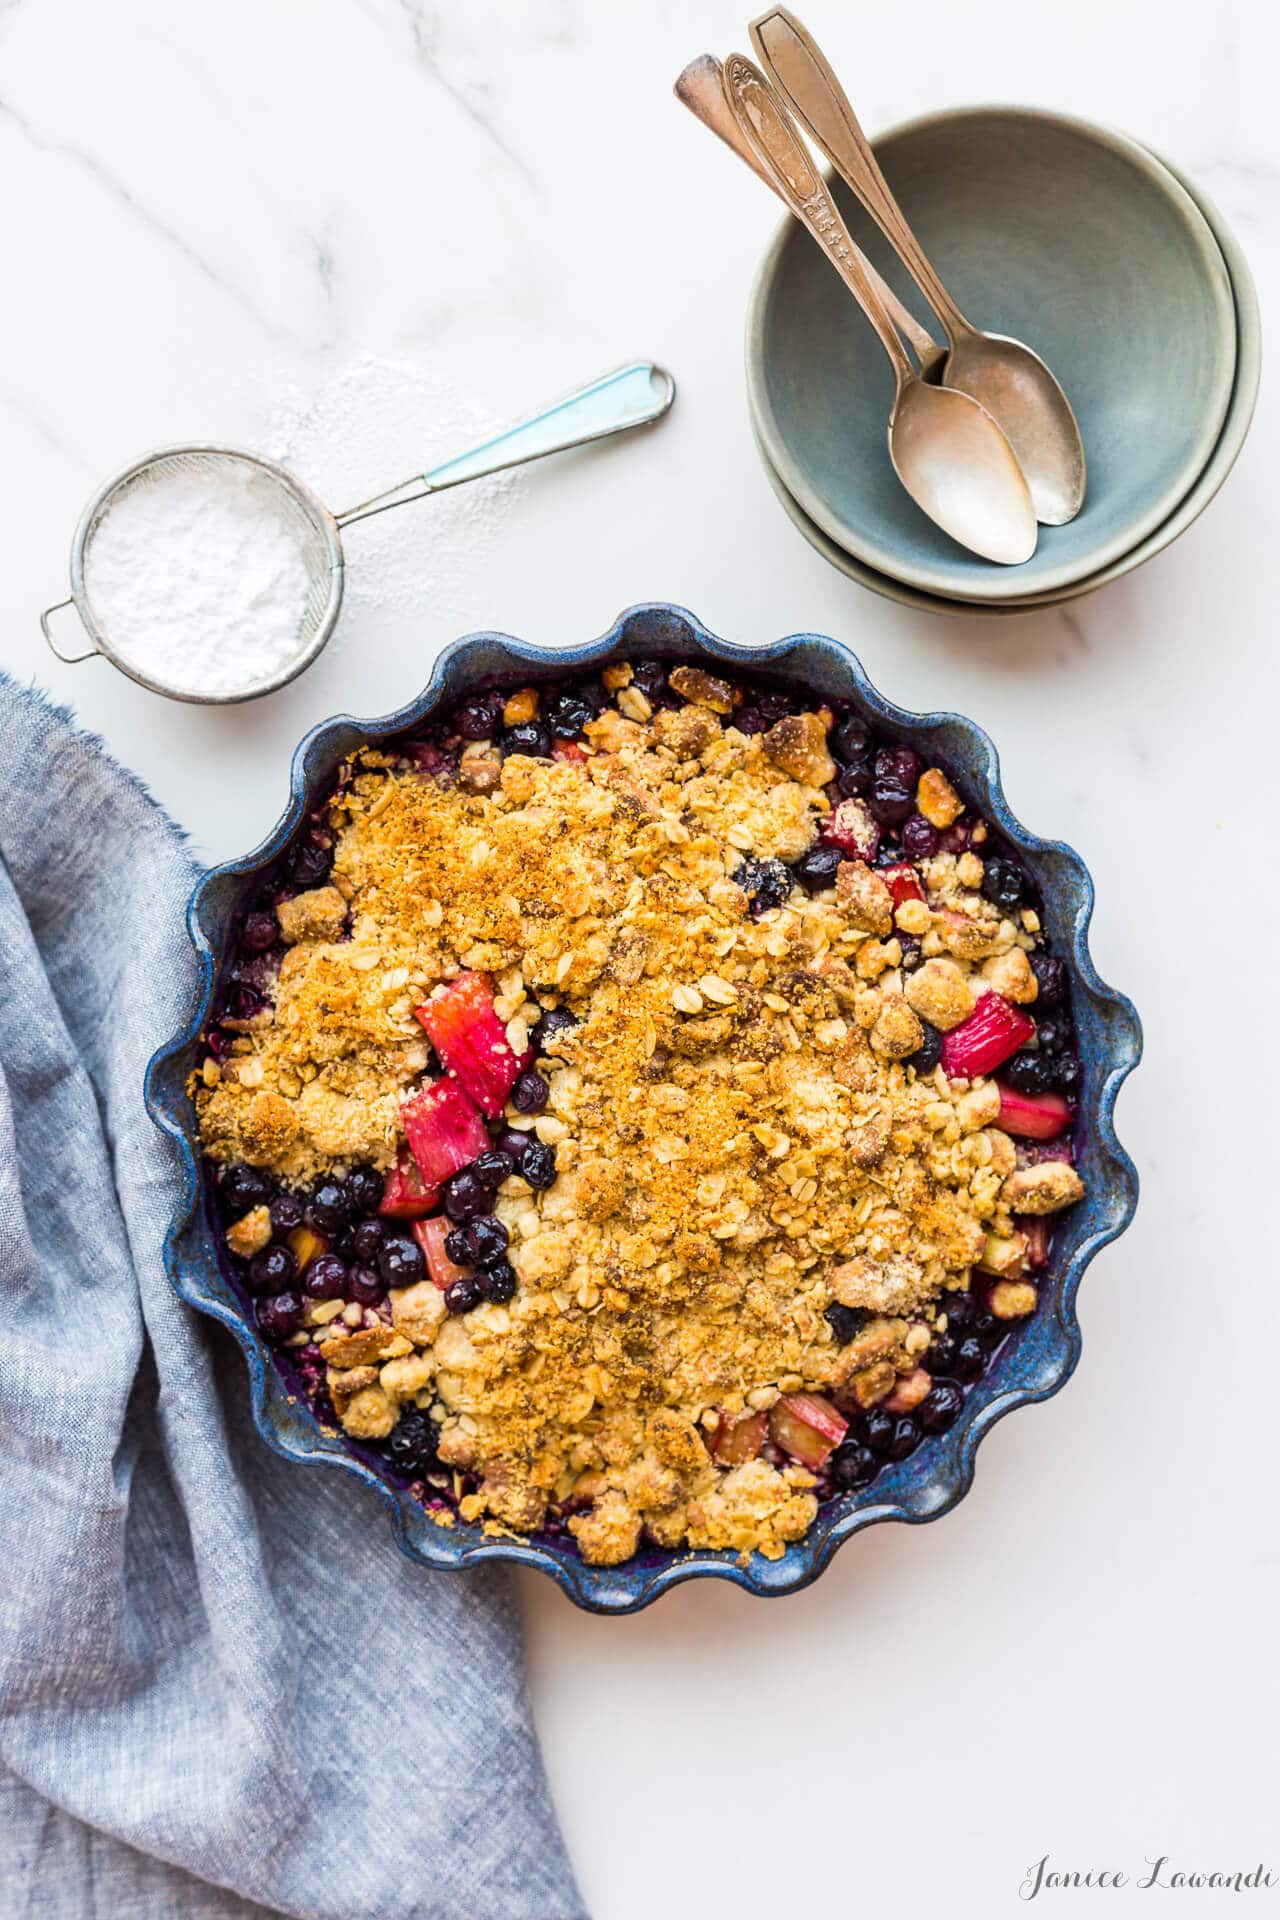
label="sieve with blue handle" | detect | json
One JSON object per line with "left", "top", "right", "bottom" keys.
{"left": 41, "top": 360, "right": 675, "bottom": 705}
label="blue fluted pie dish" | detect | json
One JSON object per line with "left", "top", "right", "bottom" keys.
{"left": 144, "top": 604, "right": 1141, "bottom": 1612}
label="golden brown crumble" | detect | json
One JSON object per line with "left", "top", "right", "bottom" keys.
{"left": 197, "top": 676, "right": 1081, "bottom": 1565}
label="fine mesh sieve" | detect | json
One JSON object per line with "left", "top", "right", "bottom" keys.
{"left": 41, "top": 361, "right": 675, "bottom": 705}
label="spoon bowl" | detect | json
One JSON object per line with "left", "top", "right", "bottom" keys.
{"left": 940, "top": 330, "right": 1085, "bottom": 526}
{"left": 891, "top": 378, "right": 1036, "bottom": 564}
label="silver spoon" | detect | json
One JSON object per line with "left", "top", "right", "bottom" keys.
{"left": 750, "top": 7, "right": 1085, "bottom": 525}
{"left": 675, "top": 55, "right": 946, "bottom": 380}
{"left": 719, "top": 53, "right": 1036, "bottom": 565}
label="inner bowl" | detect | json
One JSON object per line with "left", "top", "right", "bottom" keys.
{"left": 748, "top": 107, "right": 1237, "bottom": 602}
{"left": 144, "top": 606, "right": 1142, "bottom": 1612}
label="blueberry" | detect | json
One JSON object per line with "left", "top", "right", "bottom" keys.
{"left": 221, "top": 1163, "right": 271, "bottom": 1214}
{"left": 511, "top": 1068, "right": 550, "bottom": 1113}
{"left": 835, "top": 760, "right": 872, "bottom": 798}
{"left": 862, "top": 1408, "right": 897, "bottom": 1455}
{"left": 544, "top": 689, "right": 596, "bottom": 739}
{"left": 503, "top": 721, "right": 553, "bottom": 759}
{"left": 256, "top": 1291, "right": 303, "bottom": 1341}
{"left": 791, "top": 843, "right": 843, "bottom": 894}
{"left": 456, "top": 691, "right": 503, "bottom": 740}
{"left": 345, "top": 1165, "right": 384, "bottom": 1214}
{"left": 900, "top": 814, "right": 938, "bottom": 860}
{"left": 733, "top": 706, "right": 767, "bottom": 735}
{"left": 444, "top": 1225, "right": 472, "bottom": 1265}
{"left": 348, "top": 1264, "right": 385, "bottom": 1307}
{"left": 919, "top": 1382, "right": 964, "bottom": 1434}
{"left": 387, "top": 1409, "right": 439, "bottom": 1476}
{"left": 927, "top": 1332, "right": 959, "bottom": 1377}
{"left": 495, "top": 1128, "right": 532, "bottom": 1168}
{"left": 756, "top": 689, "right": 793, "bottom": 724}
{"left": 1054, "top": 1051, "right": 1082, "bottom": 1094}
{"left": 870, "top": 746, "right": 921, "bottom": 826}
{"left": 1004, "top": 1049, "right": 1056, "bottom": 1096}
{"left": 269, "top": 1192, "right": 305, "bottom": 1236}
{"left": 1030, "top": 952, "right": 1066, "bottom": 1007}
{"left": 522, "top": 1141, "right": 557, "bottom": 1190}
{"left": 349, "top": 1217, "right": 385, "bottom": 1263}
{"left": 224, "top": 984, "right": 264, "bottom": 1023}
{"left": 883, "top": 1415, "right": 922, "bottom": 1461}
{"left": 875, "top": 838, "right": 904, "bottom": 869}
{"left": 240, "top": 910, "right": 279, "bottom": 953}
{"left": 445, "top": 1274, "right": 484, "bottom": 1315}
{"left": 378, "top": 1235, "right": 425, "bottom": 1287}
{"left": 832, "top": 714, "right": 871, "bottom": 761}
{"left": 980, "top": 854, "right": 1026, "bottom": 914}
{"left": 531, "top": 1006, "right": 578, "bottom": 1058}
{"left": 898, "top": 936, "right": 923, "bottom": 972}
{"left": 442, "top": 1168, "right": 490, "bottom": 1222}
{"left": 286, "top": 840, "right": 332, "bottom": 889}
{"left": 833, "top": 715, "right": 875, "bottom": 795}
{"left": 973, "top": 1306, "right": 1005, "bottom": 1348}
{"left": 248, "top": 1243, "right": 297, "bottom": 1294}
{"left": 939, "top": 1287, "right": 978, "bottom": 1333}
{"left": 480, "top": 1258, "right": 517, "bottom": 1304}
{"left": 1034, "top": 1015, "right": 1070, "bottom": 1056}
{"left": 305, "top": 1252, "right": 349, "bottom": 1301}
{"left": 734, "top": 855, "right": 791, "bottom": 916}
{"left": 471, "top": 1149, "right": 515, "bottom": 1190}
{"left": 952, "top": 1336, "right": 987, "bottom": 1382}
{"left": 825, "top": 1302, "right": 869, "bottom": 1344}
{"left": 308, "top": 1181, "right": 351, "bottom": 1235}
{"left": 830, "top": 1442, "right": 878, "bottom": 1490}
{"left": 906, "top": 1022, "right": 943, "bottom": 1076}
{"left": 631, "top": 660, "right": 668, "bottom": 700}
{"left": 466, "top": 1215, "right": 509, "bottom": 1265}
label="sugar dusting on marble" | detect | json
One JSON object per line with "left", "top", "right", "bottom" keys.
{"left": 269, "top": 354, "right": 520, "bottom": 632}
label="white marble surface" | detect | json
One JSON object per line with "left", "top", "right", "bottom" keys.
{"left": 3, "top": 0, "right": 1278, "bottom": 1913}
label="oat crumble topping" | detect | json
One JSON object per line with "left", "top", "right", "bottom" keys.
{"left": 197, "top": 663, "right": 1084, "bottom": 1565}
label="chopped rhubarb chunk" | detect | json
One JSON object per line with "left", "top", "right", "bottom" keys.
{"left": 413, "top": 1217, "right": 472, "bottom": 1291}
{"left": 401, "top": 1078, "right": 490, "bottom": 1189}
{"left": 379, "top": 1149, "right": 439, "bottom": 1220}
{"left": 415, "top": 971, "right": 522, "bottom": 1117}
{"left": 286, "top": 1224, "right": 328, "bottom": 1274}
{"left": 768, "top": 1392, "right": 848, "bottom": 1468}
{"left": 712, "top": 1409, "right": 768, "bottom": 1465}
{"left": 879, "top": 861, "right": 925, "bottom": 908}
{"left": 553, "top": 739, "right": 588, "bottom": 764}
{"left": 1018, "top": 1215, "right": 1051, "bottom": 1270}
{"left": 996, "top": 1082, "right": 1072, "bottom": 1141}
{"left": 822, "top": 797, "right": 880, "bottom": 862}
{"left": 941, "top": 992, "right": 1035, "bottom": 1079}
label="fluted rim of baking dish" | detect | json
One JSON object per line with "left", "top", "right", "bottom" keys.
{"left": 144, "top": 604, "right": 1142, "bottom": 1613}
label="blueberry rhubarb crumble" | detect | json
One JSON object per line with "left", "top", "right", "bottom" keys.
{"left": 195, "top": 660, "right": 1085, "bottom": 1566}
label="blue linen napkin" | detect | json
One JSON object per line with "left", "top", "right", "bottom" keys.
{"left": 0, "top": 674, "right": 587, "bottom": 1920}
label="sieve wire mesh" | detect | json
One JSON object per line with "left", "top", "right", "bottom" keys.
{"left": 73, "top": 447, "right": 343, "bottom": 702}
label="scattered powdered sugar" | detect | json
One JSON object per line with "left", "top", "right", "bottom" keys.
{"left": 268, "top": 352, "right": 520, "bottom": 631}
{"left": 84, "top": 460, "right": 315, "bottom": 697}
{"left": 81, "top": 356, "right": 518, "bottom": 700}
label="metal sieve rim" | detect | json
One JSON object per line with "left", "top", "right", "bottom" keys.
{"left": 67, "top": 443, "right": 345, "bottom": 706}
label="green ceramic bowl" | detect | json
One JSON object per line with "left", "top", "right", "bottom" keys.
{"left": 747, "top": 107, "right": 1241, "bottom": 605}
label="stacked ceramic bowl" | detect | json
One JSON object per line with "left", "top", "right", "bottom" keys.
{"left": 748, "top": 108, "right": 1259, "bottom": 615}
